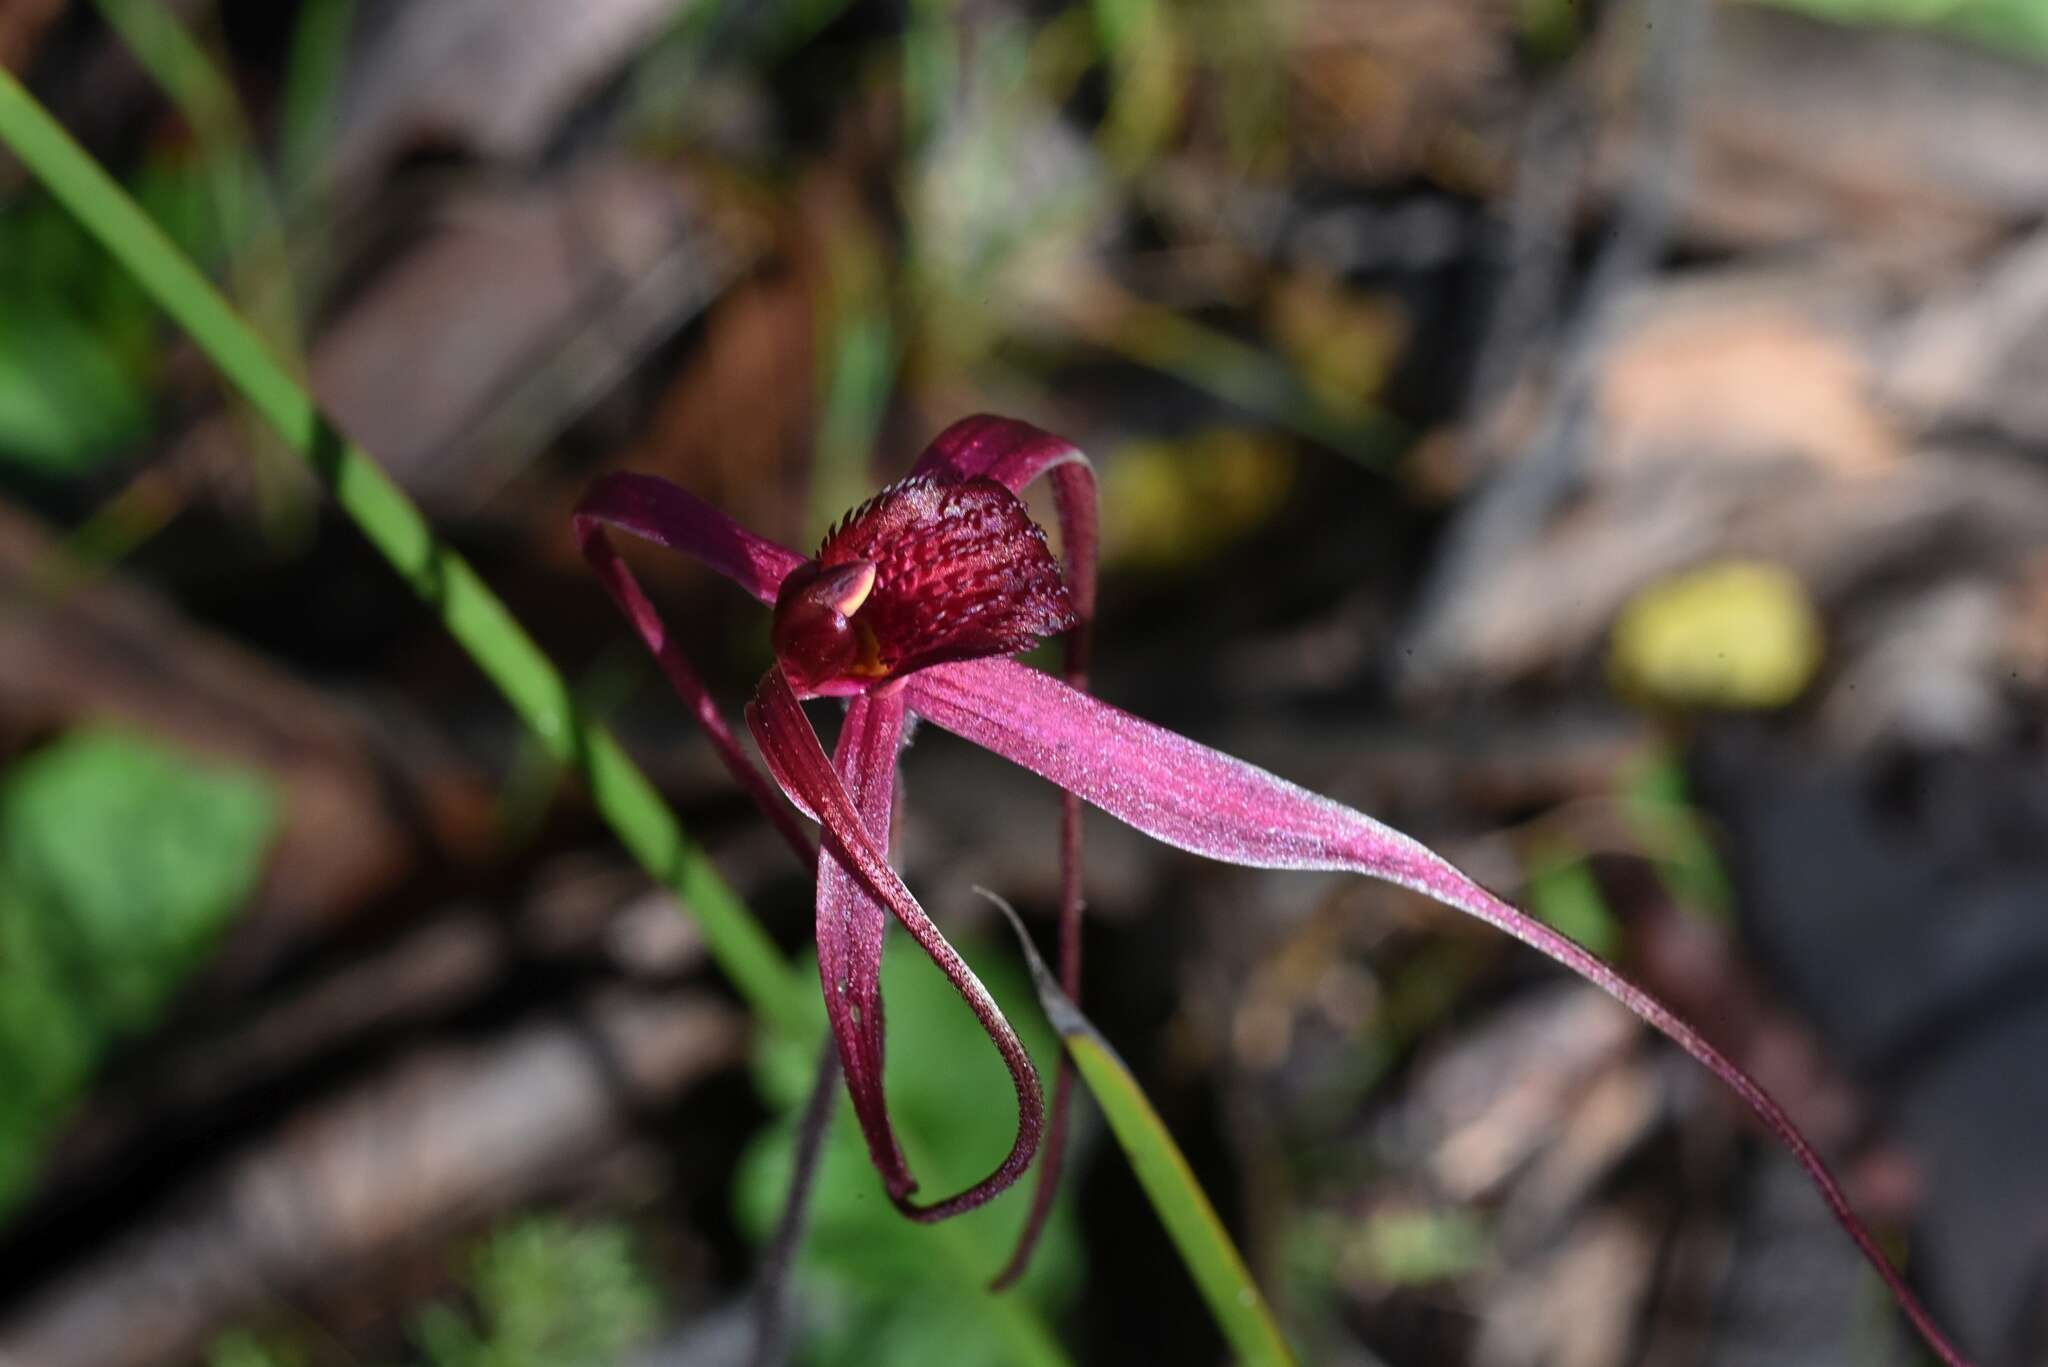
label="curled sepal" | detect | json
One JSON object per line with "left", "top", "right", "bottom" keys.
{"left": 572, "top": 475, "right": 816, "bottom": 867}
{"left": 747, "top": 664, "right": 1045, "bottom": 1220}
{"left": 906, "top": 658, "right": 1978, "bottom": 1367}
{"left": 772, "top": 478, "right": 1077, "bottom": 697}
{"left": 574, "top": 471, "right": 804, "bottom": 607}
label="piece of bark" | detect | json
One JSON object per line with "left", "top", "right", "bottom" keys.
{"left": 0, "top": 988, "right": 744, "bottom": 1367}
{"left": 0, "top": 0, "right": 65, "bottom": 77}
{"left": 1659, "top": 7, "right": 2048, "bottom": 257}
{"left": 1882, "top": 228, "right": 2048, "bottom": 451}
{"left": 1406, "top": 983, "right": 1641, "bottom": 1204}
{"left": 37, "top": 913, "right": 509, "bottom": 1200}
{"left": 327, "top": 0, "right": 687, "bottom": 186}
{"left": 1399, "top": 270, "right": 2048, "bottom": 733}
{"left": 1475, "top": 1206, "right": 1663, "bottom": 1367}
{"left": 18, "top": 862, "right": 708, "bottom": 1272}
{"left": 175, "top": 158, "right": 738, "bottom": 515}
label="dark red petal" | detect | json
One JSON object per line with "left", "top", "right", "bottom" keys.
{"left": 576, "top": 471, "right": 806, "bottom": 606}
{"left": 573, "top": 479, "right": 815, "bottom": 866}
{"left": 792, "top": 477, "right": 1076, "bottom": 685}
{"left": 905, "top": 658, "right": 1977, "bottom": 1367}
{"left": 817, "top": 689, "right": 914, "bottom": 1197}
{"left": 909, "top": 414, "right": 1099, "bottom": 653}
{"left": 748, "top": 666, "right": 1045, "bottom": 1221}
{"left": 913, "top": 413, "right": 1085, "bottom": 493}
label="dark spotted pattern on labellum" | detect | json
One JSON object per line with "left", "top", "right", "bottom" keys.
{"left": 772, "top": 478, "right": 1077, "bottom": 697}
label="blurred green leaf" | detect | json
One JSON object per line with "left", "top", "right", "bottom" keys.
{"left": 737, "top": 931, "right": 1082, "bottom": 1367}
{"left": 0, "top": 155, "right": 234, "bottom": 476}
{"left": 279, "top": 0, "right": 355, "bottom": 206}
{"left": 1620, "top": 749, "right": 1736, "bottom": 923}
{"left": 1524, "top": 841, "right": 1620, "bottom": 959}
{"left": 1518, "top": 0, "right": 1589, "bottom": 63}
{"left": 1746, "top": 0, "right": 2048, "bottom": 60}
{"left": 1100, "top": 428, "right": 1295, "bottom": 571}
{"left": 412, "top": 1216, "right": 660, "bottom": 1367}
{"left": 205, "top": 1329, "right": 307, "bottom": 1367}
{"left": 1351, "top": 1206, "right": 1488, "bottom": 1287}
{"left": 0, "top": 730, "right": 276, "bottom": 1216}
{"left": 1091, "top": 0, "right": 1188, "bottom": 171}
{"left": 0, "top": 303, "right": 151, "bottom": 473}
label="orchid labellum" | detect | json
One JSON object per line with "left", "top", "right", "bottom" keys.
{"left": 575, "top": 416, "right": 1975, "bottom": 1367}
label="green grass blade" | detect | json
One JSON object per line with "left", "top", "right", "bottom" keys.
{"left": 92, "top": 0, "right": 301, "bottom": 345}
{"left": 92, "top": 0, "right": 313, "bottom": 536}
{"left": 0, "top": 69, "right": 1078, "bottom": 1363}
{"left": 989, "top": 892, "right": 1298, "bottom": 1367}
{"left": 279, "top": 0, "right": 355, "bottom": 205}
{"left": 0, "top": 66, "right": 806, "bottom": 1034}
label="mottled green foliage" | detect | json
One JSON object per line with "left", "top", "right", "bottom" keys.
{"left": 412, "top": 1218, "right": 660, "bottom": 1367}
{"left": 207, "top": 1217, "right": 658, "bottom": 1367}
{"left": 0, "top": 730, "right": 276, "bottom": 1216}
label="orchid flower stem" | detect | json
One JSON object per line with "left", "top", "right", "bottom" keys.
{"left": 0, "top": 67, "right": 805, "bottom": 1034}
{"left": 752, "top": 1041, "right": 841, "bottom": 1367}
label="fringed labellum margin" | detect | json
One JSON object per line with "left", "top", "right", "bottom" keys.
{"left": 771, "top": 477, "right": 1078, "bottom": 697}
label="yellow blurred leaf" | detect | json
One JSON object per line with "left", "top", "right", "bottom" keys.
{"left": 1608, "top": 560, "right": 1824, "bottom": 709}
{"left": 1101, "top": 429, "right": 1294, "bottom": 571}
{"left": 1266, "top": 277, "right": 1407, "bottom": 421}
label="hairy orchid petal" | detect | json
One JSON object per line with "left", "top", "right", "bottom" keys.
{"left": 573, "top": 481, "right": 814, "bottom": 866}
{"left": 748, "top": 665, "right": 1045, "bottom": 1221}
{"left": 772, "top": 477, "right": 1077, "bottom": 695}
{"left": 909, "top": 413, "right": 1100, "bottom": 649}
{"left": 575, "top": 472, "right": 806, "bottom": 606}
{"left": 906, "top": 657, "right": 1974, "bottom": 1367}
{"left": 818, "top": 688, "right": 914, "bottom": 1197}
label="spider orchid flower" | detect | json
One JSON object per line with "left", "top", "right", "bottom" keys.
{"left": 575, "top": 416, "right": 1974, "bottom": 1367}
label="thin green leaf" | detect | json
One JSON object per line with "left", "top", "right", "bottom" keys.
{"left": 0, "top": 72, "right": 1075, "bottom": 1361}
{"left": 987, "top": 891, "right": 1299, "bottom": 1367}
{"left": 0, "top": 64, "right": 802, "bottom": 1030}
{"left": 93, "top": 0, "right": 311, "bottom": 532}
{"left": 279, "top": 0, "right": 355, "bottom": 206}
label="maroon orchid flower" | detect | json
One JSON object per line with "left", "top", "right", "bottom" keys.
{"left": 575, "top": 415, "right": 1975, "bottom": 1367}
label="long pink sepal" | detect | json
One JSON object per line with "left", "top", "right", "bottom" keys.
{"left": 905, "top": 656, "right": 1977, "bottom": 1367}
